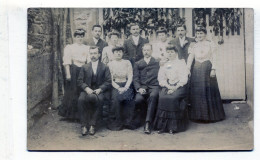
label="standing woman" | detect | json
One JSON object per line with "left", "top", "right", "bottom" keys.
{"left": 58, "top": 29, "right": 90, "bottom": 120}
{"left": 153, "top": 45, "right": 190, "bottom": 134}
{"left": 107, "top": 45, "right": 136, "bottom": 130}
{"left": 187, "top": 26, "right": 225, "bottom": 122}
{"left": 101, "top": 31, "right": 121, "bottom": 65}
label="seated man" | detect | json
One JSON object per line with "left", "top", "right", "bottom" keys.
{"left": 77, "top": 46, "right": 111, "bottom": 136}
{"left": 133, "top": 43, "right": 160, "bottom": 134}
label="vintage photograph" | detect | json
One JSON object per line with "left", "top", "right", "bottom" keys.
{"left": 27, "top": 8, "right": 254, "bottom": 150}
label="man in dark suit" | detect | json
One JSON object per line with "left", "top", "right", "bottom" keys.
{"left": 123, "top": 23, "right": 149, "bottom": 64}
{"left": 133, "top": 43, "right": 160, "bottom": 134}
{"left": 77, "top": 46, "right": 111, "bottom": 136}
{"left": 84, "top": 25, "right": 108, "bottom": 56}
{"left": 169, "top": 24, "right": 195, "bottom": 63}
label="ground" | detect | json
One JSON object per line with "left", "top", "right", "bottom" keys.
{"left": 27, "top": 103, "right": 253, "bottom": 150}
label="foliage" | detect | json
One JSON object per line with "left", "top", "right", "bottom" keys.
{"left": 102, "top": 8, "right": 185, "bottom": 38}
{"left": 193, "top": 8, "right": 242, "bottom": 36}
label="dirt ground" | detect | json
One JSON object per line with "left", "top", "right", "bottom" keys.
{"left": 27, "top": 103, "right": 253, "bottom": 151}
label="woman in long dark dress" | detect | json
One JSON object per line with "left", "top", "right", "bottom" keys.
{"left": 187, "top": 26, "right": 225, "bottom": 122}
{"left": 106, "top": 45, "right": 136, "bottom": 130}
{"left": 58, "top": 29, "right": 90, "bottom": 120}
{"left": 153, "top": 45, "right": 190, "bottom": 134}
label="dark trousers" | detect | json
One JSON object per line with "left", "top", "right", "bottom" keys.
{"left": 135, "top": 87, "right": 159, "bottom": 123}
{"left": 111, "top": 88, "right": 135, "bottom": 124}
{"left": 78, "top": 92, "right": 104, "bottom": 127}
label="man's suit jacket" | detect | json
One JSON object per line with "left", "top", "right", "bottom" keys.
{"left": 169, "top": 37, "right": 195, "bottom": 63}
{"left": 84, "top": 38, "right": 108, "bottom": 55}
{"left": 123, "top": 35, "right": 149, "bottom": 63}
{"left": 133, "top": 57, "right": 160, "bottom": 90}
{"left": 77, "top": 61, "right": 111, "bottom": 92}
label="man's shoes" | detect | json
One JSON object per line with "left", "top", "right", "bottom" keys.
{"left": 157, "top": 129, "right": 164, "bottom": 134}
{"left": 169, "top": 130, "right": 174, "bottom": 134}
{"left": 89, "top": 125, "right": 96, "bottom": 135}
{"left": 144, "top": 122, "right": 151, "bottom": 134}
{"left": 81, "top": 126, "right": 88, "bottom": 136}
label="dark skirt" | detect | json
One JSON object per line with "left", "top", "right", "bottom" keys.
{"left": 107, "top": 82, "right": 137, "bottom": 131}
{"left": 189, "top": 60, "right": 225, "bottom": 122}
{"left": 153, "top": 86, "right": 188, "bottom": 132}
{"left": 58, "top": 64, "right": 81, "bottom": 120}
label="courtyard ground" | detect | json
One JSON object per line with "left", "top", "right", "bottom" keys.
{"left": 27, "top": 103, "right": 253, "bottom": 151}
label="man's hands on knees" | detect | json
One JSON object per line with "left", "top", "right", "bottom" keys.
{"left": 94, "top": 88, "right": 102, "bottom": 95}
{"left": 138, "top": 88, "right": 146, "bottom": 95}
{"left": 85, "top": 87, "right": 94, "bottom": 94}
{"left": 85, "top": 87, "right": 102, "bottom": 95}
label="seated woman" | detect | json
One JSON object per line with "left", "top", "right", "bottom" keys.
{"left": 153, "top": 45, "right": 190, "bottom": 134}
{"left": 58, "top": 29, "right": 90, "bottom": 121}
{"left": 187, "top": 26, "right": 225, "bottom": 122}
{"left": 107, "top": 45, "right": 136, "bottom": 130}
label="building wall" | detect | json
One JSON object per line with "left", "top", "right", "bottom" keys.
{"left": 27, "top": 8, "right": 53, "bottom": 128}
{"left": 244, "top": 9, "right": 254, "bottom": 110}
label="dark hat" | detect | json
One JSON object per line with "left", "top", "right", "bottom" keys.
{"left": 112, "top": 44, "right": 124, "bottom": 53}
{"left": 156, "top": 27, "right": 167, "bottom": 34}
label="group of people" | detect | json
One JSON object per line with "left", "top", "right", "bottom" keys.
{"left": 58, "top": 23, "right": 226, "bottom": 136}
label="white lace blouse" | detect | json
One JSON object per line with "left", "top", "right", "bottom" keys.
{"left": 187, "top": 40, "right": 217, "bottom": 69}
{"left": 63, "top": 43, "right": 90, "bottom": 67}
{"left": 108, "top": 59, "right": 133, "bottom": 89}
{"left": 158, "top": 59, "right": 189, "bottom": 88}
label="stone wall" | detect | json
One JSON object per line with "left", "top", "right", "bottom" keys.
{"left": 27, "top": 8, "right": 53, "bottom": 128}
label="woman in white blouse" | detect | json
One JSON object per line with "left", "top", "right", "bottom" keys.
{"left": 107, "top": 45, "right": 136, "bottom": 130}
{"left": 58, "top": 29, "right": 90, "bottom": 120}
{"left": 153, "top": 45, "right": 190, "bottom": 134}
{"left": 101, "top": 31, "right": 120, "bottom": 65}
{"left": 187, "top": 26, "right": 225, "bottom": 122}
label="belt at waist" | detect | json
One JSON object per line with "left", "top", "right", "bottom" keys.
{"left": 114, "top": 78, "right": 127, "bottom": 83}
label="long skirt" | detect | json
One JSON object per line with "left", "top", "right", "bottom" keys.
{"left": 189, "top": 60, "right": 225, "bottom": 122}
{"left": 153, "top": 86, "right": 188, "bottom": 132}
{"left": 107, "top": 82, "right": 137, "bottom": 131}
{"left": 58, "top": 64, "right": 81, "bottom": 120}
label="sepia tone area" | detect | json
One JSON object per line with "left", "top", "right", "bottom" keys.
{"left": 28, "top": 103, "right": 252, "bottom": 150}
{"left": 27, "top": 8, "right": 253, "bottom": 150}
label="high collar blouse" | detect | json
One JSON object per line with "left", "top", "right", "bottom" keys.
{"left": 108, "top": 59, "right": 133, "bottom": 89}
{"left": 158, "top": 59, "right": 189, "bottom": 88}
{"left": 63, "top": 43, "right": 90, "bottom": 67}
{"left": 188, "top": 40, "right": 217, "bottom": 69}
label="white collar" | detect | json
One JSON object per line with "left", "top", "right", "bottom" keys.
{"left": 144, "top": 57, "right": 151, "bottom": 64}
{"left": 92, "top": 60, "right": 99, "bottom": 66}
{"left": 91, "top": 60, "right": 99, "bottom": 74}
{"left": 179, "top": 36, "right": 186, "bottom": 41}
{"left": 132, "top": 35, "right": 140, "bottom": 39}
{"left": 93, "top": 37, "right": 99, "bottom": 44}
{"left": 132, "top": 35, "right": 140, "bottom": 45}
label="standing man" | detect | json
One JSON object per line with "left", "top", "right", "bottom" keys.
{"left": 133, "top": 43, "right": 160, "bottom": 134}
{"left": 85, "top": 25, "right": 108, "bottom": 57}
{"left": 169, "top": 24, "right": 195, "bottom": 63}
{"left": 77, "top": 46, "right": 111, "bottom": 136}
{"left": 123, "top": 23, "right": 149, "bottom": 64}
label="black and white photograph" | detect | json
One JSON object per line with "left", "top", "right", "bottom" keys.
{"left": 26, "top": 8, "right": 254, "bottom": 151}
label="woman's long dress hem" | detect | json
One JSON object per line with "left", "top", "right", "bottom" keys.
{"left": 189, "top": 60, "right": 225, "bottom": 122}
